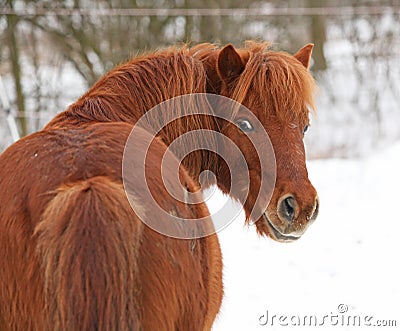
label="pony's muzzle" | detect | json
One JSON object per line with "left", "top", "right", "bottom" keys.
{"left": 264, "top": 193, "right": 319, "bottom": 242}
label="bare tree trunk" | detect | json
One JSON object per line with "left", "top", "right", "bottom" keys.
{"left": 6, "top": 0, "right": 27, "bottom": 136}
{"left": 308, "top": 0, "right": 327, "bottom": 71}
{"left": 29, "top": 29, "right": 42, "bottom": 132}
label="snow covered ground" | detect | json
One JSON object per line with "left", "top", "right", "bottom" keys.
{"left": 209, "top": 142, "right": 400, "bottom": 330}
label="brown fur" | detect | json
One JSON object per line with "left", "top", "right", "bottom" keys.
{"left": 191, "top": 42, "right": 319, "bottom": 238}
{"left": 46, "top": 47, "right": 218, "bottom": 180}
{"left": 0, "top": 124, "right": 222, "bottom": 330}
{"left": 0, "top": 41, "right": 318, "bottom": 330}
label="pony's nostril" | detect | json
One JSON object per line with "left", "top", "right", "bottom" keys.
{"left": 279, "top": 196, "right": 296, "bottom": 222}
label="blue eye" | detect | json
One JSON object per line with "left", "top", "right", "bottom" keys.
{"left": 236, "top": 119, "right": 254, "bottom": 132}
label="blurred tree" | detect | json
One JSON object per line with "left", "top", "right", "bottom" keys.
{"left": 308, "top": 0, "right": 327, "bottom": 71}
{"left": 0, "top": 0, "right": 399, "bottom": 158}
{"left": 4, "top": 0, "right": 27, "bottom": 136}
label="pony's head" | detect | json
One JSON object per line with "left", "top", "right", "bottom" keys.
{"left": 195, "top": 42, "right": 319, "bottom": 242}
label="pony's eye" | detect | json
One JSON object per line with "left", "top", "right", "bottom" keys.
{"left": 236, "top": 119, "right": 254, "bottom": 132}
{"left": 303, "top": 125, "right": 309, "bottom": 135}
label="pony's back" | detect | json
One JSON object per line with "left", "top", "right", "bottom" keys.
{"left": 0, "top": 122, "right": 222, "bottom": 330}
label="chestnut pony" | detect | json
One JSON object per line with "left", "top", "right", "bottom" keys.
{"left": 0, "top": 41, "right": 319, "bottom": 330}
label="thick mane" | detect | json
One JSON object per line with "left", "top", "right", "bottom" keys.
{"left": 232, "top": 41, "right": 316, "bottom": 124}
{"left": 45, "top": 41, "right": 315, "bottom": 181}
{"left": 48, "top": 41, "right": 315, "bottom": 129}
{"left": 46, "top": 46, "right": 218, "bottom": 181}
{"left": 51, "top": 46, "right": 208, "bottom": 125}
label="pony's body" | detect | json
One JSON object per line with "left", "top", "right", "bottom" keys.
{"left": 0, "top": 123, "right": 222, "bottom": 330}
{"left": 0, "top": 41, "right": 319, "bottom": 330}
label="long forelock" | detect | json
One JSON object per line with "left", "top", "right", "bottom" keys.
{"left": 231, "top": 42, "right": 316, "bottom": 124}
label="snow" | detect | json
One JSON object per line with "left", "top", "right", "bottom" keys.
{"left": 1, "top": 15, "right": 399, "bottom": 327}
{"left": 208, "top": 142, "right": 400, "bottom": 330}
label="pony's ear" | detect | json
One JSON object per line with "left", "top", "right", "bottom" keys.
{"left": 217, "top": 44, "right": 245, "bottom": 81}
{"left": 294, "top": 43, "right": 314, "bottom": 69}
